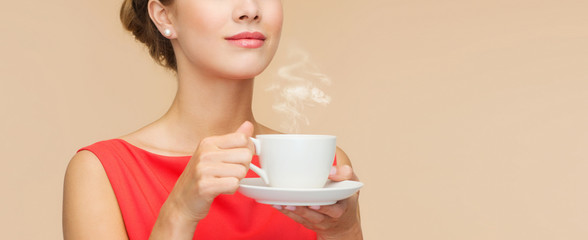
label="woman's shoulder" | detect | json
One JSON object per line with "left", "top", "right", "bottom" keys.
{"left": 63, "top": 143, "right": 127, "bottom": 239}
{"left": 67, "top": 139, "right": 125, "bottom": 180}
{"left": 74, "top": 138, "right": 131, "bottom": 160}
{"left": 78, "top": 138, "right": 125, "bottom": 150}
{"left": 68, "top": 148, "right": 103, "bottom": 172}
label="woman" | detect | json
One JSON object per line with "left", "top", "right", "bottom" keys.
{"left": 63, "top": 0, "right": 363, "bottom": 239}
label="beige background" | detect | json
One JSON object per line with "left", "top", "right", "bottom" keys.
{"left": 1, "top": 0, "right": 587, "bottom": 239}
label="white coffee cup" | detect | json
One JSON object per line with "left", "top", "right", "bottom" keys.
{"left": 248, "top": 134, "right": 336, "bottom": 188}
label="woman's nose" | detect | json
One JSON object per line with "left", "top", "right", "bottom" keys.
{"left": 234, "top": 0, "right": 261, "bottom": 23}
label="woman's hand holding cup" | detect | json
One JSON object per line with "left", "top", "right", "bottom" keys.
{"left": 158, "top": 122, "right": 255, "bottom": 226}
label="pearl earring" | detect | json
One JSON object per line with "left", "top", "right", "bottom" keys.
{"left": 164, "top": 29, "right": 171, "bottom": 37}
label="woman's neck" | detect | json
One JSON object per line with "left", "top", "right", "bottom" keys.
{"left": 178, "top": 67, "right": 259, "bottom": 125}
{"left": 169, "top": 74, "right": 257, "bottom": 135}
{"left": 130, "top": 71, "right": 262, "bottom": 156}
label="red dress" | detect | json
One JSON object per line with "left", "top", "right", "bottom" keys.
{"left": 79, "top": 139, "right": 316, "bottom": 240}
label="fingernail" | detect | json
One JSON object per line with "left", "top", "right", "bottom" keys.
{"left": 285, "top": 205, "right": 296, "bottom": 211}
{"left": 272, "top": 205, "right": 283, "bottom": 210}
{"left": 330, "top": 166, "right": 337, "bottom": 176}
{"left": 309, "top": 205, "right": 320, "bottom": 210}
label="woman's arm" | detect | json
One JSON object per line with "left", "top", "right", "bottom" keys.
{"left": 63, "top": 151, "right": 199, "bottom": 239}
{"left": 63, "top": 122, "right": 258, "bottom": 239}
{"left": 63, "top": 150, "right": 128, "bottom": 239}
{"left": 148, "top": 121, "right": 255, "bottom": 239}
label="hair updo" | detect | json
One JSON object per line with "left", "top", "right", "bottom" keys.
{"left": 120, "top": 0, "right": 177, "bottom": 71}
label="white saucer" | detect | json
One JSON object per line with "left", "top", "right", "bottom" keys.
{"left": 238, "top": 178, "right": 363, "bottom": 206}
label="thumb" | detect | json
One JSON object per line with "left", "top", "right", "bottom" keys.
{"left": 328, "top": 165, "right": 354, "bottom": 182}
{"left": 235, "top": 121, "right": 254, "bottom": 138}
{"left": 235, "top": 121, "right": 256, "bottom": 155}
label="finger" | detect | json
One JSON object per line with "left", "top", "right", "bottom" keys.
{"left": 276, "top": 207, "right": 312, "bottom": 226}
{"left": 216, "top": 177, "right": 241, "bottom": 195}
{"left": 211, "top": 121, "right": 255, "bottom": 150}
{"left": 234, "top": 121, "right": 254, "bottom": 138}
{"left": 236, "top": 121, "right": 257, "bottom": 154}
{"left": 198, "top": 177, "right": 241, "bottom": 197}
{"left": 202, "top": 132, "right": 250, "bottom": 150}
{"left": 197, "top": 162, "right": 249, "bottom": 179}
{"left": 328, "top": 165, "right": 354, "bottom": 182}
{"left": 199, "top": 148, "right": 253, "bottom": 165}
{"left": 313, "top": 200, "right": 348, "bottom": 219}
{"left": 291, "top": 206, "right": 328, "bottom": 224}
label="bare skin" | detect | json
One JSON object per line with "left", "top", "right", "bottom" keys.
{"left": 63, "top": 0, "right": 362, "bottom": 239}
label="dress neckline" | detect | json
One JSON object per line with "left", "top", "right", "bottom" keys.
{"left": 114, "top": 138, "right": 192, "bottom": 159}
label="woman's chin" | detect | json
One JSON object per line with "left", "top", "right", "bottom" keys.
{"left": 220, "top": 66, "right": 268, "bottom": 80}
{"left": 224, "top": 73, "right": 261, "bottom": 81}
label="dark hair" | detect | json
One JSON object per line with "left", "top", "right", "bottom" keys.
{"left": 120, "top": 0, "right": 177, "bottom": 71}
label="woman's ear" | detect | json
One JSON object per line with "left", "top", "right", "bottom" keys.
{"left": 148, "top": 0, "right": 176, "bottom": 39}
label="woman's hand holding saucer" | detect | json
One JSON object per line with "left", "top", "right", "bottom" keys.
{"left": 273, "top": 165, "right": 363, "bottom": 240}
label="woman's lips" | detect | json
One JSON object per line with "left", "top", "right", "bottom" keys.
{"left": 225, "top": 32, "right": 266, "bottom": 48}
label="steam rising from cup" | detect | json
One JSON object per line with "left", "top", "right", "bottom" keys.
{"left": 266, "top": 48, "right": 332, "bottom": 133}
